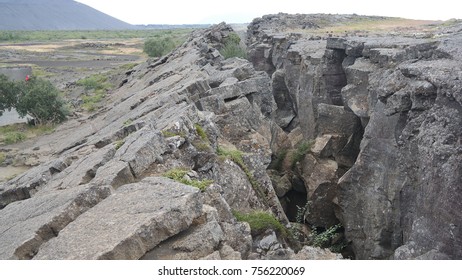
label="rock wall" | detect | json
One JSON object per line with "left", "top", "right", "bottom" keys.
{"left": 246, "top": 14, "right": 462, "bottom": 259}
{"left": 0, "top": 23, "right": 341, "bottom": 260}
{"left": 2, "top": 15, "right": 460, "bottom": 260}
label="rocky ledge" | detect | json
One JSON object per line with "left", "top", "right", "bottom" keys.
{"left": 1, "top": 14, "right": 461, "bottom": 260}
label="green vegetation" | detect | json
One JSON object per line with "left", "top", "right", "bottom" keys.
{"left": 221, "top": 32, "right": 247, "bottom": 59}
{"left": 192, "top": 123, "right": 212, "bottom": 152}
{"left": 161, "top": 129, "right": 186, "bottom": 138}
{"left": 194, "top": 124, "right": 208, "bottom": 142}
{"left": 217, "top": 146, "right": 268, "bottom": 206}
{"left": 268, "top": 149, "right": 288, "bottom": 172}
{"left": 143, "top": 37, "right": 176, "bottom": 57}
{"left": 114, "top": 140, "right": 125, "bottom": 150}
{"left": 290, "top": 201, "right": 311, "bottom": 242}
{"left": 76, "top": 73, "right": 112, "bottom": 112}
{"left": 0, "top": 152, "right": 5, "bottom": 165}
{"left": 163, "top": 168, "right": 213, "bottom": 192}
{"left": 1, "top": 75, "right": 69, "bottom": 125}
{"left": 311, "top": 224, "right": 342, "bottom": 248}
{"left": 0, "top": 123, "right": 54, "bottom": 145}
{"left": 3, "top": 131, "right": 26, "bottom": 144}
{"left": 290, "top": 141, "right": 314, "bottom": 169}
{"left": 234, "top": 210, "right": 288, "bottom": 237}
{"left": 0, "top": 29, "right": 193, "bottom": 43}
{"left": 77, "top": 74, "right": 112, "bottom": 91}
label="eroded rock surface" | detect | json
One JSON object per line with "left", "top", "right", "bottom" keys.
{"left": 246, "top": 14, "right": 462, "bottom": 259}
{"left": 1, "top": 15, "right": 460, "bottom": 260}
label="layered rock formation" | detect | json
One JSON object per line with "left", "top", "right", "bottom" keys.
{"left": 1, "top": 14, "right": 461, "bottom": 260}
{"left": 246, "top": 14, "right": 462, "bottom": 259}
{"left": 0, "top": 23, "right": 339, "bottom": 260}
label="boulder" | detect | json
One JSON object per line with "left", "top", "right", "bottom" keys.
{"left": 0, "top": 184, "right": 112, "bottom": 259}
{"left": 34, "top": 177, "right": 202, "bottom": 260}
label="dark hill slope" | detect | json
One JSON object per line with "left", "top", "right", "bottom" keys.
{"left": 0, "top": 0, "right": 134, "bottom": 30}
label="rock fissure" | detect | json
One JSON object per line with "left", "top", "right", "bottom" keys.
{"left": 1, "top": 16, "right": 460, "bottom": 260}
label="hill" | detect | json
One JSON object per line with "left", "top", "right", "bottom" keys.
{"left": 0, "top": 0, "right": 134, "bottom": 30}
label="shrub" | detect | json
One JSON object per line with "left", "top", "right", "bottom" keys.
{"left": 234, "top": 210, "right": 288, "bottom": 237}
{"left": 15, "top": 77, "right": 69, "bottom": 125}
{"left": 143, "top": 37, "right": 176, "bottom": 57}
{"left": 311, "top": 224, "right": 342, "bottom": 248}
{"left": 0, "top": 152, "right": 5, "bottom": 164}
{"left": 0, "top": 74, "right": 19, "bottom": 116}
{"left": 221, "top": 32, "right": 247, "bottom": 59}
{"left": 290, "top": 141, "right": 314, "bottom": 169}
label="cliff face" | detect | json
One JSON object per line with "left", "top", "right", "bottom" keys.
{"left": 0, "top": 15, "right": 460, "bottom": 260}
{"left": 246, "top": 14, "right": 462, "bottom": 259}
{"left": 0, "top": 23, "right": 341, "bottom": 260}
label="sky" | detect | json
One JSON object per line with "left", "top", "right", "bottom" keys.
{"left": 74, "top": 0, "right": 461, "bottom": 25}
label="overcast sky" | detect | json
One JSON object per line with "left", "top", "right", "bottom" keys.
{"left": 74, "top": 0, "right": 460, "bottom": 25}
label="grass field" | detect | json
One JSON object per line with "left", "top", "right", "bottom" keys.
{"left": 0, "top": 29, "right": 195, "bottom": 43}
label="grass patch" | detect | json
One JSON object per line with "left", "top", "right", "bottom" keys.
{"left": 234, "top": 210, "right": 288, "bottom": 237}
{"left": 194, "top": 123, "right": 208, "bottom": 142}
{"left": 0, "top": 152, "right": 5, "bottom": 165}
{"left": 120, "top": 63, "right": 138, "bottom": 71}
{"left": 77, "top": 74, "right": 112, "bottom": 91}
{"left": 193, "top": 140, "right": 212, "bottom": 152}
{"left": 81, "top": 90, "right": 105, "bottom": 112}
{"left": 0, "top": 123, "right": 55, "bottom": 145}
{"left": 161, "top": 129, "right": 186, "bottom": 138}
{"left": 220, "top": 32, "right": 247, "bottom": 59}
{"left": 163, "top": 168, "right": 213, "bottom": 192}
{"left": 77, "top": 73, "right": 113, "bottom": 112}
{"left": 192, "top": 123, "right": 212, "bottom": 151}
{"left": 3, "top": 132, "right": 26, "bottom": 144}
{"left": 290, "top": 141, "right": 314, "bottom": 169}
{"left": 0, "top": 29, "right": 194, "bottom": 43}
{"left": 114, "top": 140, "right": 125, "bottom": 150}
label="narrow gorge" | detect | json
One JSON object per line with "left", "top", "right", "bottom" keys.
{"left": 0, "top": 14, "right": 461, "bottom": 260}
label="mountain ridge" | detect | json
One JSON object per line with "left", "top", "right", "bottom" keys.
{"left": 0, "top": 0, "right": 134, "bottom": 30}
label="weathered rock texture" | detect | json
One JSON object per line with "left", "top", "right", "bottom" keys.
{"left": 246, "top": 14, "right": 462, "bottom": 259}
{"left": 2, "top": 15, "right": 460, "bottom": 260}
{"left": 1, "top": 22, "right": 334, "bottom": 260}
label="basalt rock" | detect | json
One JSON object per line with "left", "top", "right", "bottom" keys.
{"left": 247, "top": 14, "right": 462, "bottom": 259}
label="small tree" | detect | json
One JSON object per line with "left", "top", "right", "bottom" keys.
{"left": 15, "top": 77, "right": 69, "bottom": 125}
{"left": 143, "top": 37, "right": 176, "bottom": 57}
{"left": 0, "top": 74, "right": 19, "bottom": 116}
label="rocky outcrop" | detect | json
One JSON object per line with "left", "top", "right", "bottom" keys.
{"left": 2, "top": 15, "right": 459, "bottom": 260}
{"left": 246, "top": 14, "right": 462, "bottom": 259}
{"left": 0, "top": 23, "right": 339, "bottom": 260}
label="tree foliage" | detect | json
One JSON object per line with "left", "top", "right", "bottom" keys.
{"left": 143, "top": 37, "right": 176, "bottom": 57}
{"left": 0, "top": 74, "right": 18, "bottom": 115}
{"left": 0, "top": 75, "right": 69, "bottom": 125}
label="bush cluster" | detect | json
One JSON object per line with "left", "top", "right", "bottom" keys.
{"left": 0, "top": 74, "right": 69, "bottom": 125}
{"left": 143, "top": 37, "right": 176, "bottom": 57}
{"left": 221, "top": 32, "right": 247, "bottom": 59}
